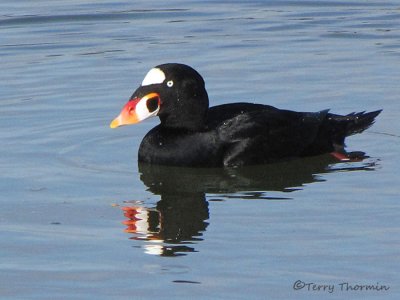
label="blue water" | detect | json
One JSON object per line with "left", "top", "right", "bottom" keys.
{"left": 1, "top": 1, "right": 400, "bottom": 299}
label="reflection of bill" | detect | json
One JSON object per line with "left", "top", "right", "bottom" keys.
{"left": 122, "top": 206, "right": 164, "bottom": 255}
{"left": 121, "top": 198, "right": 209, "bottom": 257}
{"left": 122, "top": 206, "right": 160, "bottom": 235}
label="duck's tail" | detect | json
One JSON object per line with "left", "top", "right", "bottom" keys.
{"left": 325, "top": 109, "right": 382, "bottom": 159}
{"left": 343, "top": 110, "right": 382, "bottom": 136}
{"left": 329, "top": 109, "right": 382, "bottom": 137}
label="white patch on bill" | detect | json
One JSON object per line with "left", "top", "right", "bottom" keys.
{"left": 141, "top": 68, "right": 166, "bottom": 86}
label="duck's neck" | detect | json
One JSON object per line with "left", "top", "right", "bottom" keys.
{"left": 159, "top": 94, "right": 209, "bottom": 131}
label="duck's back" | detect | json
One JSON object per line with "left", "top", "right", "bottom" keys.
{"left": 209, "top": 103, "right": 330, "bottom": 166}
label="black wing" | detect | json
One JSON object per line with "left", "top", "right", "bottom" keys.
{"left": 215, "top": 106, "right": 330, "bottom": 166}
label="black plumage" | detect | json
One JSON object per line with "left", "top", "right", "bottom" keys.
{"left": 111, "top": 63, "right": 381, "bottom": 167}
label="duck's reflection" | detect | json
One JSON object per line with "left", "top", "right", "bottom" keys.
{"left": 121, "top": 155, "right": 376, "bottom": 256}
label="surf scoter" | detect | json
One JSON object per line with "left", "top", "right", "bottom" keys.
{"left": 110, "top": 63, "right": 381, "bottom": 167}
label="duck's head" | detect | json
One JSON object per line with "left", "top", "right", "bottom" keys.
{"left": 110, "top": 63, "right": 209, "bottom": 131}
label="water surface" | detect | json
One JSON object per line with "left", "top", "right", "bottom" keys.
{"left": 1, "top": 1, "right": 399, "bottom": 299}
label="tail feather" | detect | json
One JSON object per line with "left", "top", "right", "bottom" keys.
{"left": 329, "top": 109, "right": 382, "bottom": 137}
{"left": 344, "top": 110, "right": 382, "bottom": 136}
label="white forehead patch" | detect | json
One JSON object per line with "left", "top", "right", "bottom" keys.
{"left": 141, "top": 68, "right": 166, "bottom": 86}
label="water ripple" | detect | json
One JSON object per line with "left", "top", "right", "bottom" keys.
{"left": 0, "top": 9, "right": 192, "bottom": 26}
